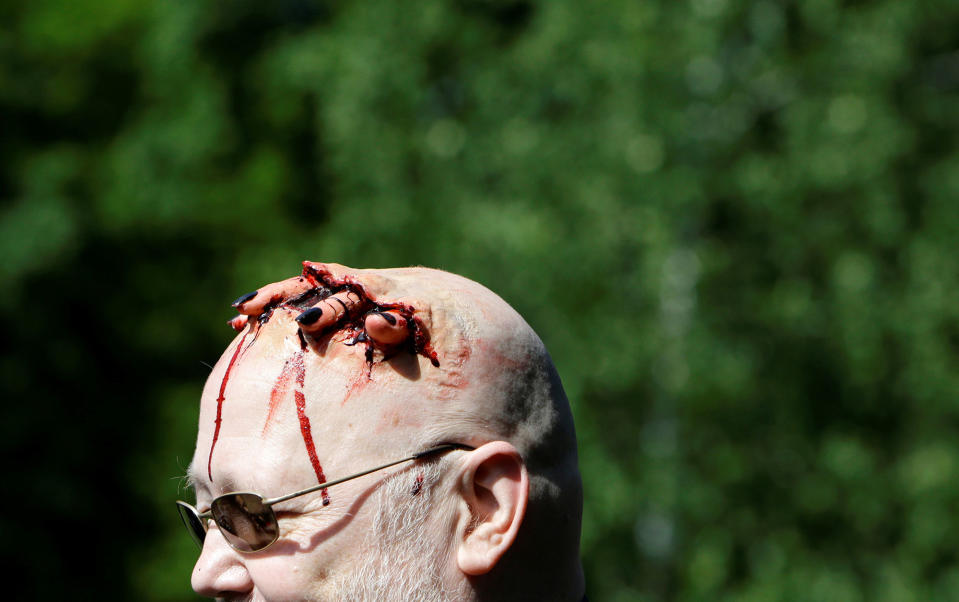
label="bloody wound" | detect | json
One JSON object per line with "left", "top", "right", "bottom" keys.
{"left": 290, "top": 350, "right": 331, "bottom": 505}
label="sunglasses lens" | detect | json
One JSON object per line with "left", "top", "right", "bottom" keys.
{"left": 175, "top": 501, "right": 207, "bottom": 549}
{"left": 211, "top": 493, "right": 279, "bottom": 552}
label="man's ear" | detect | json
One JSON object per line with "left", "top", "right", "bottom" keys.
{"left": 454, "top": 441, "right": 529, "bottom": 576}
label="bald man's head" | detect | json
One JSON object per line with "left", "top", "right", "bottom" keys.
{"left": 185, "top": 262, "right": 584, "bottom": 601}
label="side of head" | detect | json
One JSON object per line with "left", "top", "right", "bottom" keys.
{"left": 186, "top": 262, "right": 584, "bottom": 601}
{"left": 407, "top": 268, "right": 585, "bottom": 600}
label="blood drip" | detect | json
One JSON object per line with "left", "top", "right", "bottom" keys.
{"left": 262, "top": 355, "right": 297, "bottom": 435}
{"left": 411, "top": 315, "right": 441, "bottom": 367}
{"left": 208, "top": 328, "right": 251, "bottom": 481}
{"left": 291, "top": 351, "right": 331, "bottom": 505}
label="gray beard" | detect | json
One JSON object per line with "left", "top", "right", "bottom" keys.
{"left": 328, "top": 462, "right": 468, "bottom": 602}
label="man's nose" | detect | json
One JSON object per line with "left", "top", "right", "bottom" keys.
{"left": 191, "top": 525, "right": 255, "bottom": 597}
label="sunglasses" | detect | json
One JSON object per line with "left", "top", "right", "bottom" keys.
{"left": 175, "top": 443, "right": 473, "bottom": 553}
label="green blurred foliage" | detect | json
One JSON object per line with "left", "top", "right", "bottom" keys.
{"left": 2, "top": 0, "right": 957, "bottom": 599}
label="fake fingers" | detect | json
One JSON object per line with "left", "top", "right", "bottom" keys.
{"left": 295, "top": 290, "right": 367, "bottom": 335}
{"left": 294, "top": 300, "right": 410, "bottom": 350}
{"left": 226, "top": 266, "right": 416, "bottom": 356}
{"left": 228, "top": 314, "right": 249, "bottom": 332}
{"left": 294, "top": 293, "right": 411, "bottom": 349}
{"left": 232, "top": 276, "right": 315, "bottom": 316}
{"left": 364, "top": 310, "right": 409, "bottom": 347}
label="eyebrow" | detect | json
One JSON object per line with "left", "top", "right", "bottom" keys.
{"left": 187, "top": 464, "right": 252, "bottom": 502}
{"left": 184, "top": 462, "right": 210, "bottom": 498}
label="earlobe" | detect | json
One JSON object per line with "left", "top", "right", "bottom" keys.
{"left": 454, "top": 441, "right": 529, "bottom": 576}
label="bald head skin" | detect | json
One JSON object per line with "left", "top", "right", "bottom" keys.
{"left": 186, "top": 262, "right": 584, "bottom": 601}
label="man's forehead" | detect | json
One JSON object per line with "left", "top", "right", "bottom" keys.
{"left": 189, "top": 427, "right": 324, "bottom": 498}
{"left": 202, "top": 302, "right": 471, "bottom": 412}
{"left": 200, "top": 321, "right": 439, "bottom": 426}
{"left": 195, "top": 326, "right": 440, "bottom": 497}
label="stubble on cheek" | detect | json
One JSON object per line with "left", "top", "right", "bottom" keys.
{"left": 325, "top": 465, "right": 467, "bottom": 602}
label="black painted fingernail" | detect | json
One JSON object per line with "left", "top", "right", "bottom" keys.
{"left": 375, "top": 311, "right": 397, "bottom": 325}
{"left": 232, "top": 291, "right": 258, "bottom": 307}
{"left": 296, "top": 307, "right": 324, "bottom": 325}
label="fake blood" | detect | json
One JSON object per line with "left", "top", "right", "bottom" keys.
{"left": 290, "top": 351, "right": 331, "bottom": 505}
{"left": 262, "top": 355, "right": 296, "bottom": 435}
{"left": 208, "top": 328, "right": 251, "bottom": 481}
{"left": 219, "top": 264, "right": 445, "bottom": 492}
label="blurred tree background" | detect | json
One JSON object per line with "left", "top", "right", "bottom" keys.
{"left": 2, "top": 0, "right": 957, "bottom": 599}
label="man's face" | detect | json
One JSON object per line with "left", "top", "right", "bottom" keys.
{"left": 186, "top": 311, "right": 458, "bottom": 600}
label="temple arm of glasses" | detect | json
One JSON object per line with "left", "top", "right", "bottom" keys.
{"left": 262, "top": 443, "right": 473, "bottom": 506}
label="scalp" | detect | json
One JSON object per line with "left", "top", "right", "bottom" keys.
{"left": 203, "top": 263, "right": 582, "bottom": 572}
